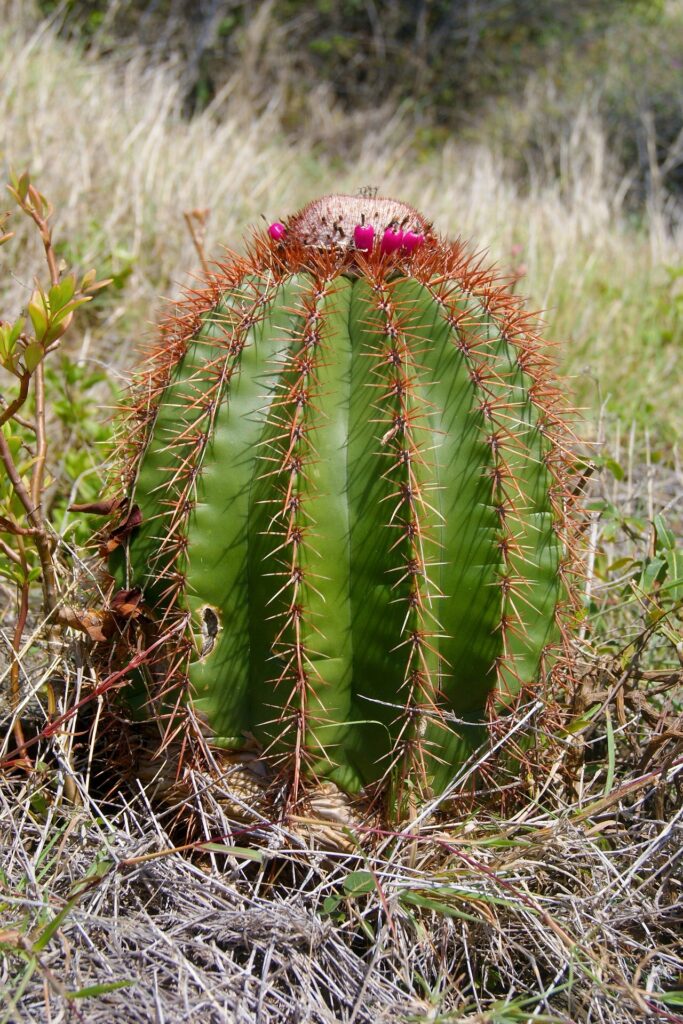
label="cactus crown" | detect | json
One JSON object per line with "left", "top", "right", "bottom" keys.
{"left": 286, "top": 194, "right": 429, "bottom": 249}
{"left": 109, "top": 193, "right": 577, "bottom": 814}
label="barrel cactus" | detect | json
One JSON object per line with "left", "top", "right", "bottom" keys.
{"left": 106, "top": 193, "right": 575, "bottom": 817}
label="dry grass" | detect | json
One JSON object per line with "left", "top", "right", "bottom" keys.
{"left": 0, "top": 656, "right": 681, "bottom": 1023}
{"left": 1, "top": 5, "right": 682, "bottom": 1022}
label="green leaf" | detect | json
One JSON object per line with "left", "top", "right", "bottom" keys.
{"left": 0, "top": 318, "right": 25, "bottom": 363}
{"left": 17, "top": 171, "right": 30, "bottom": 201}
{"left": 663, "top": 549, "right": 683, "bottom": 602}
{"left": 66, "top": 980, "right": 135, "bottom": 999}
{"left": 9, "top": 317, "right": 24, "bottom": 346}
{"left": 651, "top": 992, "right": 683, "bottom": 1007}
{"left": 23, "top": 342, "right": 44, "bottom": 373}
{"left": 639, "top": 556, "right": 666, "bottom": 593}
{"left": 606, "top": 557, "right": 633, "bottom": 573}
{"left": 48, "top": 276, "right": 76, "bottom": 312}
{"left": 1, "top": 356, "right": 20, "bottom": 376}
{"left": 54, "top": 296, "right": 91, "bottom": 322}
{"left": 32, "top": 899, "right": 77, "bottom": 952}
{"left": 201, "top": 843, "right": 264, "bottom": 862}
{"left": 27, "top": 297, "right": 47, "bottom": 341}
{"left": 399, "top": 891, "right": 482, "bottom": 923}
{"left": 321, "top": 895, "right": 342, "bottom": 914}
{"left": 0, "top": 564, "right": 24, "bottom": 585}
{"left": 2, "top": 426, "right": 22, "bottom": 457}
{"left": 29, "top": 792, "right": 49, "bottom": 815}
{"left": 68, "top": 854, "right": 114, "bottom": 898}
{"left": 81, "top": 269, "right": 96, "bottom": 290}
{"left": 654, "top": 514, "right": 676, "bottom": 551}
{"left": 559, "top": 704, "right": 601, "bottom": 735}
{"left": 342, "top": 870, "right": 375, "bottom": 897}
{"left": 600, "top": 457, "right": 624, "bottom": 481}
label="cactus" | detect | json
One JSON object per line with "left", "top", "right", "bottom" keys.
{"left": 108, "top": 194, "right": 576, "bottom": 813}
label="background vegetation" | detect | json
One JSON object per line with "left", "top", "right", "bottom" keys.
{"left": 0, "top": 1, "right": 681, "bottom": 1021}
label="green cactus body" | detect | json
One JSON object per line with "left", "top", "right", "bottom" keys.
{"left": 110, "top": 194, "right": 573, "bottom": 808}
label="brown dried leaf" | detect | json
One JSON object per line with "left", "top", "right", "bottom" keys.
{"left": 110, "top": 586, "right": 147, "bottom": 620}
{"left": 57, "top": 606, "right": 111, "bottom": 642}
{"left": 69, "top": 496, "right": 124, "bottom": 516}
{"left": 100, "top": 504, "right": 142, "bottom": 554}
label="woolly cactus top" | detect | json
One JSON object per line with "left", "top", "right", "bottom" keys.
{"left": 275, "top": 193, "right": 432, "bottom": 253}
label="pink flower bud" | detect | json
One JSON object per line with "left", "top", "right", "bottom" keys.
{"left": 353, "top": 223, "right": 375, "bottom": 252}
{"left": 268, "top": 222, "right": 286, "bottom": 241}
{"left": 380, "top": 227, "right": 404, "bottom": 255}
{"left": 402, "top": 231, "right": 424, "bottom": 253}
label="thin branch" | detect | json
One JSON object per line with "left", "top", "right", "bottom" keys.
{"left": 0, "top": 429, "right": 57, "bottom": 612}
{"left": 0, "top": 371, "right": 31, "bottom": 428}
{"left": 183, "top": 208, "right": 211, "bottom": 277}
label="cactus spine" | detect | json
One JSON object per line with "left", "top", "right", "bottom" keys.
{"left": 109, "top": 195, "right": 575, "bottom": 811}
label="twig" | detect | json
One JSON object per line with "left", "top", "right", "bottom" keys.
{"left": 183, "top": 208, "right": 211, "bottom": 276}
{"left": 0, "top": 429, "right": 57, "bottom": 614}
{"left": 0, "top": 370, "right": 31, "bottom": 428}
{"left": 9, "top": 540, "right": 30, "bottom": 759}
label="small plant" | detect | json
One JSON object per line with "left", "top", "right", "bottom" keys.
{"left": 0, "top": 172, "right": 109, "bottom": 756}
{"left": 105, "top": 194, "right": 579, "bottom": 817}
